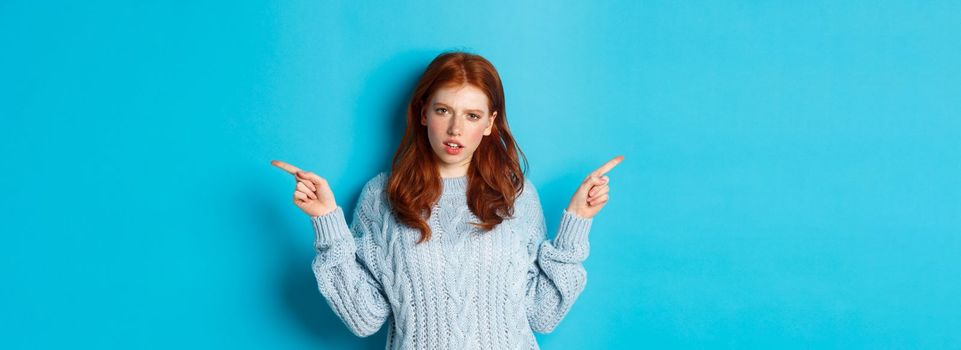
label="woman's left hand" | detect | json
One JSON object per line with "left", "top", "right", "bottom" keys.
{"left": 566, "top": 155, "right": 624, "bottom": 219}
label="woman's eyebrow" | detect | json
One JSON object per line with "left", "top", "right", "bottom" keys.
{"left": 431, "top": 102, "right": 485, "bottom": 114}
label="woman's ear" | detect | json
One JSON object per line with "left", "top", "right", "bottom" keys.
{"left": 420, "top": 109, "right": 427, "bottom": 126}
{"left": 484, "top": 111, "right": 497, "bottom": 136}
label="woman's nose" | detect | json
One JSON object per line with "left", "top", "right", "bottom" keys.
{"left": 447, "top": 116, "right": 462, "bottom": 135}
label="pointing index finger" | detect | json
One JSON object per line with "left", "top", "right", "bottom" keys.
{"left": 271, "top": 160, "right": 303, "bottom": 176}
{"left": 592, "top": 155, "right": 624, "bottom": 177}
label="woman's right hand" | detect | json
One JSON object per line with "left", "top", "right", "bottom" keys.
{"left": 271, "top": 160, "right": 338, "bottom": 217}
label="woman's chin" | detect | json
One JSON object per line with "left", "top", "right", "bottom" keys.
{"left": 433, "top": 149, "right": 471, "bottom": 164}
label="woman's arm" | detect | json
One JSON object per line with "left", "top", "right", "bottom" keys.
{"left": 310, "top": 175, "right": 391, "bottom": 338}
{"left": 524, "top": 156, "right": 621, "bottom": 333}
{"left": 522, "top": 183, "right": 593, "bottom": 334}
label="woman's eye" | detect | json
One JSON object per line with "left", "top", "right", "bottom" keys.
{"left": 469, "top": 114, "right": 480, "bottom": 120}
{"left": 435, "top": 108, "right": 447, "bottom": 114}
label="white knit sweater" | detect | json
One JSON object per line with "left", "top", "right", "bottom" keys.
{"left": 310, "top": 172, "right": 593, "bottom": 350}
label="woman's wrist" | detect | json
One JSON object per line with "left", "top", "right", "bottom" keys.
{"left": 564, "top": 207, "right": 593, "bottom": 219}
{"left": 308, "top": 205, "right": 338, "bottom": 218}
{"left": 310, "top": 206, "right": 353, "bottom": 243}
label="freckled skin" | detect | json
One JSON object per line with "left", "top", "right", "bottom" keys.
{"left": 272, "top": 82, "right": 623, "bottom": 220}
{"left": 420, "top": 84, "right": 496, "bottom": 179}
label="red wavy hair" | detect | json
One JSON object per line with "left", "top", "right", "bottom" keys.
{"left": 387, "top": 51, "right": 528, "bottom": 244}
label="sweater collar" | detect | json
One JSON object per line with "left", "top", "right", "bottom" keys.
{"left": 441, "top": 175, "right": 468, "bottom": 195}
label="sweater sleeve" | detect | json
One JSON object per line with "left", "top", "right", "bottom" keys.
{"left": 310, "top": 174, "right": 391, "bottom": 337}
{"left": 522, "top": 182, "right": 593, "bottom": 334}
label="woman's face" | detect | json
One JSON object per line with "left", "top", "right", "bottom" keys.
{"left": 421, "top": 83, "right": 497, "bottom": 178}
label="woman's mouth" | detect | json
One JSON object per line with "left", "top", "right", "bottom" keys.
{"left": 444, "top": 142, "right": 463, "bottom": 155}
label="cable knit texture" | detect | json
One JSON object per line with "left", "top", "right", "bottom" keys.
{"left": 310, "top": 171, "right": 593, "bottom": 350}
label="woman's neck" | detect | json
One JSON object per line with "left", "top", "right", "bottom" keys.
{"left": 437, "top": 160, "right": 470, "bottom": 178}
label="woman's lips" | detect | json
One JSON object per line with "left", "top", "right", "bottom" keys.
{"left": 444, "top": 143, "right": 463, "bottom": 155}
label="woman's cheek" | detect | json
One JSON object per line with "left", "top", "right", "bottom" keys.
{"left": 467, "top": 135, "right": 482, "bottom": 150}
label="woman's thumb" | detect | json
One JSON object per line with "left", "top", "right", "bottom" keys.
{"left": 297, "top": 171, "right": 324, "bottom": 186}
{"left": 588, "top": 174, "right": 609, "bottom": 186}
{"left": 578, "top": 174, "right": 606, "bottom": 195}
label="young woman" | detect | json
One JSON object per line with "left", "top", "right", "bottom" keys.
{"left": 272, "top": 51, "right": 622, "bottom": 349}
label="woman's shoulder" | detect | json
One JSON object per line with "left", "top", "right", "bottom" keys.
{"left": 519, "top": 177, "right": 540, "bottom": 201}
{"left": 363, "top": 171, "right": 389, "bottom": 192}
{"left": 354, "top": 171, "right": 391, "bottom": 216}
{"left": 514, "top": 177, "right": 543, "bottom": 216}
{"left": 507, "top": 178, "right": 544, "bottom": 230}
{"left": 357, "top": 171, "right": 390, "bottom": 202}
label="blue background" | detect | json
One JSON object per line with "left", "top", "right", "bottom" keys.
{"left": 2, "top": 1, "right": 959, "bottom": 349}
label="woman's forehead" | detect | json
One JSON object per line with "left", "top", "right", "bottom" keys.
{"left": 430, "top": 84, "right": 489, "bottom": 110}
